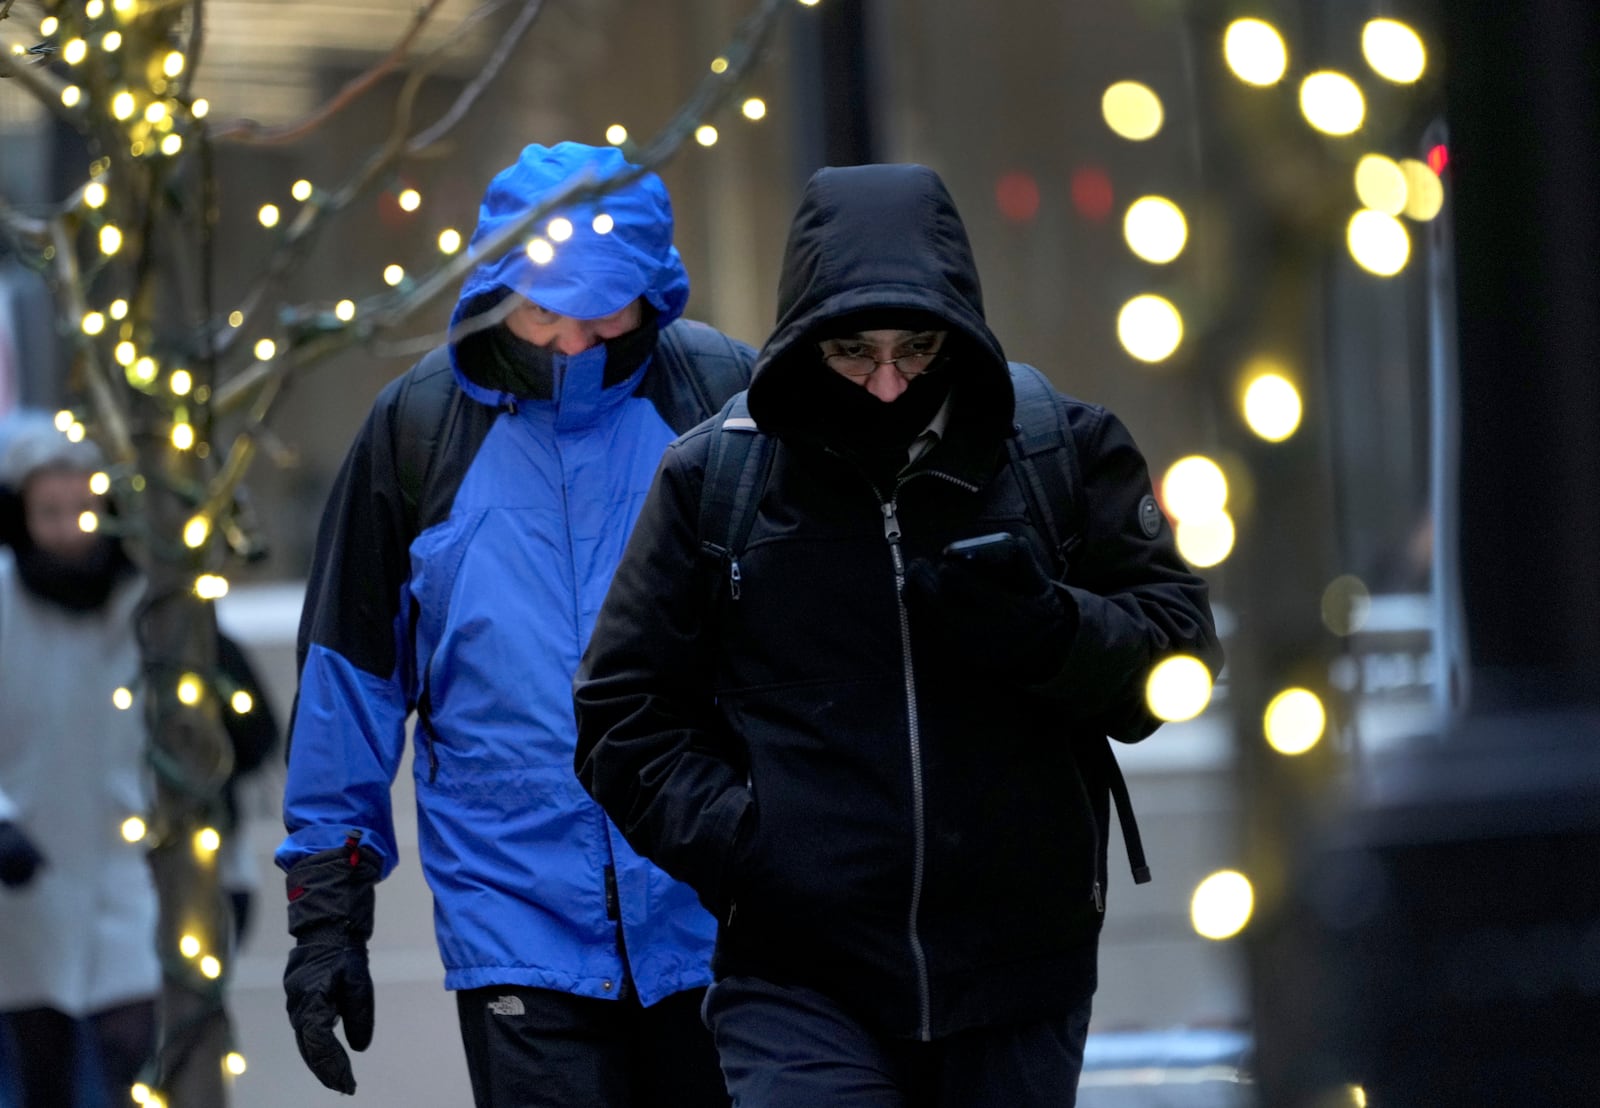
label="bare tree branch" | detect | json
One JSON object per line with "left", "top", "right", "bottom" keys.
{"left": 405, "top": 0, "right": 541, "bottom": 154}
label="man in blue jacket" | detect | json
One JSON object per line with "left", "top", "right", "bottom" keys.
{"left": 278, "top": 143, "right": 750, "bottom": 1105}
{"left": 574, "top": 163, "right": 1222, "bottom": 1106}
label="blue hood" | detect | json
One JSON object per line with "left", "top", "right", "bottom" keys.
{"left": 448, "top": 142, "right": 691, "bottom": 405}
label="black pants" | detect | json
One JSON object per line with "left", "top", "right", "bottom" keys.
{"left": 455, "top": 984, "right": 729, "bottom": 1108}
{"left": 0, "top": 999, "right": 155, "bottom": 1108}
{"left": 703, "top": 976, "right": 1092, "bottom": 1108}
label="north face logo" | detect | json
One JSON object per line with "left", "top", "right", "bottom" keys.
{"left": 487, "top": 995, "right": 525, "bottom": 1016}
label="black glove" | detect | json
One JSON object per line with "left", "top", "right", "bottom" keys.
{"left": 905, "top": 532, "right": 1078, "bottom": 685}
{"left": 0, "top": 820, "right": 46, "bottom": 889}
{"left": 284, "top": 838, "right": 380, "bottom": 1095}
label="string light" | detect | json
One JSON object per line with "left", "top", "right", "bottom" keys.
{"left": 1175, "top": 513, "right": 1235, "bottom": 568}
{"left": 253, "top": 338, "right": 276, "bottom": 360}
{"left": 1347, "top": 209, "right": 1410, "bottom": 276}
{"left": 592, "top": 213, "right": 614, "bottom": 234}
{"left": 1354, "top": 154, "right": 1407, "bottom": 215}
{"left": 86, "top": 0, "right": 105, "bottom": 17}
{"left": 82, "top": 311, "right": 106, "bottom": 335}
{"left": 164, "top": 51, "right": 185, "bottom": 77}
{"left": 1102, "top": 81, "right": 1164, "bottom": 141}
{"left": 100, "top": 225, "right": 124, "bottom": 254}
{"left": 605, "top": 124, "right": 628, "bottom": 145}
{"left": 121, "top": 816, "right": 146, "bottom": 842}
{"left": 742, "top": 98, "right": 767, "bottom": 121}
{"left": 111, "top": 91, "right": 136, "bottom": 120}
{"left": 200, "top": 956, "right": 222, "bottom": 980}
{"left": 40, "top": 16, "right": 58, "bottom": 34}
{"left": 546, "top": 218, "right": 573, "bottom": 242}
{"left": 176, "top": 674, "right": 203, "bottom": 706}
{"left": 1146, "top": 655, "right": 1214, "bottom": 722}
{"left": 230, "top": 690, "right": 254, "bottom": 714}
{"left": 113, "top": 686, "right": 135, "bottom": 710}
{"left": 1363, "top": 19, "right": 1426, "bottom": 84}
{"left": 115, "top": 341, "right": 137, "bottom": 366}
{"left": 383, "top": 264, "right": 406, "bottom": 286}
{"left": 335, "top": 300, "right": 357, "bottom": 322}
{"left": 110, "top": 299, "right": 129, "bottom": 319}
{"left": 227, "top": 310, "right": 243, "bottom": 327}
{"left": 398, "top": 188, "right": 422, "bottom": 212}
{"left": 1223, "top": 18, "right": 1288, "bottom": 86}
{"left": 1123, "top": 196, "right": 1188, "bottom": 264}
{"left": 1399, "top": 159, "right": 1445, "bottom": 221}
{"left": 102, "top": 31, "right": 122, "bottom": 52}
{"left": 66, "top": 423, "right": 86, "bottom": 443}
{"left": 170, "top": 369, "right": 193, "bottom": 395}
{"left": 191, "top": 99, "right": 209, "bottom": 118}
{"left": 194, "top": 574, "right": 229, "bottom": 599}
{"left": 695, "top": 125, "right": 719, "bottom": 146}
{"left": 1116, "top": 294, "right": 1183, "bottom": 362}
{"left": 524, "top": 240, "right": 554, "bottom": 265}
{"left": 435, "top": 228, "right": 462, "bottom": 254}
{"left": 144, "top": 101, "right": 167, "bottom": 124}
{"left": 132, "top": 1082, "right": 152, "bottom": 1105}
{"left": 1241, "top": 365, "right": 1303, "bottom": 442}
{"left": 710, "top": 56, "right": 729, "bottom": 74}
{"left": 171, "top": 423, "right": 195, "bottom": 450}
{"left": 291, "top": 179, "right": 314, "bottom": 202}
{"left": 79, "top": 511, "right": 100, "bottom": 533}
{"left": 1191, "top": 870, "right": 1254, "bottom": 940}
{"left": 131, "top": 357, "right": 158, "bottom": 386}
{"left": 1162, "top": 455, "right": 1229, "bottom": 522}
{"left": 63, "top": 39, "right": 88, "bottom": 65}
{"left": 62, "top": 86, "right": 83, "bottom": 107}
{"left": 160, "top": 134, "right": 183, "bottom": 156}
{"left": 84, "top": 182, "right": 108, "bottom": 208}
{"left": 1299, "top": 72, "right": 1365, "bottom": 136}
{"left": 55, "top": 411, "right": 75, "bottom": 431}
{"left": 179, "top": 934, "right": 201, "bottom": 958}
{"left": 195, "top": 827, "right": 221, "bottom": 853}
{"left": 90, "top": 472, "right": 112, "bottom": 495}
{"left": 1264, "top": 688, "right": 1327, "bottom": 755}
{"left": 258, "top": 204, "right": 280, "bottom": 228}
{"left": 183, "top": 515, "right": 211, "bottom": 548}
{"left": 224, "top": 1053, "right": 247, "bottom": 1076}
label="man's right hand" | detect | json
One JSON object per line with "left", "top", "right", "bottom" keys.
{"left": 0, "top": 820, "right": 46, "bottom": 889}
{"left": 283, "top": 839, "right": 381, "bottom": 1094}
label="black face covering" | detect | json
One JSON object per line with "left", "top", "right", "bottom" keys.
{"left": 809, "top": 356, "right": 957, "bottom": 487}
{"left": 483, "top": 305, "right": 661, "bottom": 399}
{"left": 0, "top": 487, "right": 133, "bottom": 612}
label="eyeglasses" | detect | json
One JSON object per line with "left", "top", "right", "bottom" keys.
{"left": 820, "top": 332, "right": 947, "bottom": 380}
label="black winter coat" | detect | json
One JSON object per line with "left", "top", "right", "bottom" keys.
{"left": 575, "top": 163, "right": 1222, "bottom": 1042}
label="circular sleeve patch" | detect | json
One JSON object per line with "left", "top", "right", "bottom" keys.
{"left": 1138, "top": 494, "right": 1163, "bottom": 538}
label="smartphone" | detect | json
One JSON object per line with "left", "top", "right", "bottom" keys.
{"left": 942, "top": 531, "right": 1020, "bottom": 568}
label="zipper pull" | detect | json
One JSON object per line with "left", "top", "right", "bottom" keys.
{"left": 729, "top": 557, "right": 742, "bottom": 600}
{"left": 1092, "top": 880, "right": 1105, "bottom": 913}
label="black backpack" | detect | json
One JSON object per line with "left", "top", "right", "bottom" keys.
{"left": 696, "top": 362, "right": 1152, "bottom": 886}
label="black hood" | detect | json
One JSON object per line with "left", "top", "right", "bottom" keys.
{"left": 747, "top": 163, "right": 1014, "bottom": 444}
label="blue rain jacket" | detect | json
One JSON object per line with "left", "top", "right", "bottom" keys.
{"left": 277, "top": 143, "right": 750, "bottom": 1002}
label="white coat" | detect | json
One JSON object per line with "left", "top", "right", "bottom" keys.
{"left": 0, "top": 549, "right": 159, "bottom": 1016}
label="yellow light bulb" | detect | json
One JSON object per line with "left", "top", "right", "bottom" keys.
{"left": 194, "top": 574, "right": 229, "bottom": 600}
{"left": 102, "top": 30, "right": 122, "bottom": 51}
{"left": 742, "top": 97, "right": 768, "bottom": 121}
{"left": 605, "top": 124, "right": 628, "bottom": 145}
{"left": 86, "top": 0, "right": 105, "bottom": 17}
{"left": 335, "top": 300, "right": 357, "bottom": 322}
{"left": 1242, "top": 371, "right": 1303, "bottom": 442}
{"left": 132, "top": 1083, "right": 152, "bottom": 1105}
{"left": 546, "top": 218, "right": 573, "bottom": 243}
{"left": 253, "top": 338, "right": 276, "bottom": 360}
{"left": 525, "top": 240, "right": 554, "bottom": 265}
{"left": 169, "top": 368, "right": 193, "bottom": 395}
{"left": 115, "top": 341, "right": 137, "bottom": 366}
{"left": 291, "top": 179, "right": 313, "bottom": 201}
{"left": 1223, "top": 18, "right": 1288, "bottom": 86}
{"left": 90, "top": 471, "right": 111, "bottom": 495}
{"left": 109, "top": 298, "right": 128, "bottom": 319}
{"left": 437, "top": 228, "right": 462, "bottom": 254}
{"left": 192, "top": 98, "right": 209, "bottom": 119}
{"left": 84, "top": 182, "right": 108, "bottom": 208}
{"left": 592, "top": 213, "right": 614, "bottom": 235}
{"left": 111, "top": 91, "right": 136, "bottom": 120}
{"left": 258, "top": 204, "right": 280, "bottom": 228}
{"left": 1123, "top": 196, "right": 1188, "bottom": 264}
{"left": 398, "top": 188, "right": 422, "bottom": 212}
{"left": 176, "top": 674, "right": 203, "bottom": 706}
{"left": 144, "top": 102, "right": 166, "bottom": 125}
{"left": 1347, "top": 209, "right": 1411, "bottom": 276}
{"left": 55, "top": 410, "right": 75, "bottom": 431}
{"left": 1362, "top": 19, "right": 1426, "bottom": 84}
{"left": 132, "top": 357, "right": 158, "bottom": 385}
{"left": 1264, "top": 688, "right": 1327, "bottom": 755}
{"left": 113, "top": 686, "right": 134, "bottom": 710}
{"left": 710, "top": 56, "right": 730, "bottom": 74}
{"left": 224, "top": 1053, "right": 247, "bottom": 1076}
{"left": 1191, "top": 870, "right": 1254, "bottom": 940}
{"left": 1354, "top": 154, "right": 1408, "bottom": 216}
{"left": 40, "top": 16, "right": 59, "bottom": 34}
{"left": 100, "top": 224, "right": 123, "bottom": 254}
{"left": 121, "top": 816, "right": 146, "bottom": 842}
{"left": 79, "top": 511, "right": 100, "bottom": 533}
{"left": 227, "top": 310, "right": 243, "bottom": 327}
{"left": 195, "top": 827, "right": 221, "bottom": 853}
{"left": 1299, "top": 71, "right": 1365, "bottom": 136}
{"left": 164, "top": 51, "right": 185, "bottom": 77}
{"left": 383, "top": 264, "right": 405, "bottom": 286}
{"left": 64, "top": 38, "right": 88, "bottom": 65}
{"left": 1116, "top": 294, "right": 1183, "bottom": 363}
{"left": 171, "top": 423, "right": 195, "bottom": 451}
{"left": 1145, "top": 655, "right": 1214, "bottom": 722}
{"left": 1102, "top": 80, "right": 1164, "bottom": 141}
{"left": 695, "top": 124, "right": 719, "bottom": 147}
{"left": 62, "top": 85, "right": 83, "bottom": 108}
{"left": 1399, "top": 159, "right": 1445, "bottom": 221}
{"left": 160, "top": 133, "right": 182, "bottom": 156}
{"left": 82, "top": 311, "right": 106, "bottom": 335}
{"left": 183, "top": 516, "right": 210, "bottom": 548}
{"left": 231, "top": 690, "right": 254, "bottom": 715}
{"left": 179, "top": 934, "right": 201, "bottom": 958}
{"left": 200, "top": 955, "right": 221, "bottom": 979}
{"left": 66, "top": 423, "right": 86, "bottom": 443}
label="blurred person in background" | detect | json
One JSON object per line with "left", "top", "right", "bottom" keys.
{"left": 575, "top": 163, "right": 1223, "bottom": 1107}
{"left": 276, "top": 142, "right": 752, "bottom": 1105}
{"left": 0, "top": 413, "right": 158, "bottom": 1108}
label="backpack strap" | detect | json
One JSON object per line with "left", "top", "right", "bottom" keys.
{"left": 649, "top": 319, "right": 757, "bottom": 433}
{"left": 394, "top": 346, "right": 462, "bottom": 540}
{"left": 696, "top": 391, "right": 773, "bottom": 601}
{"left": 1006, "top": 362, "right": 1150, "bottom": 885}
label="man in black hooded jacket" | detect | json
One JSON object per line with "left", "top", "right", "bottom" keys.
{"left": 574, "top": 163, "right": 1223, "bottom": 1106}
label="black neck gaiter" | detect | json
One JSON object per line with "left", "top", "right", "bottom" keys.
{"left": 12, "top": 535, "right": 132, "bottom": 612}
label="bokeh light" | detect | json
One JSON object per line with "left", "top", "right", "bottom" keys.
{"left": 1176, "top": 512, "right": 1235, "bottom": 568}
{"left": 695, "top": 125, "right": 719, "bottom": 147}
{"left": 1243, "top": 371, "right": 1303, "bottom": 442}
{"left": 995, "top": 172, "right": 1041, "bottom": 223}
{"left": 1123, "top": 196, "right": 1188, "bottom": 264}
{"left": 1161, "top": 455, "right": 1228, "bottom": 522}
{"left": 1191, "top": 870, "right": 1254, "bottom": 939}
{"left": 1362, "top": 19, "right": 1427, "bottom": 84}
{"left": 1399, "top": 159, "right": 1445, "bottom": 221}
{"left": 121, "top": 816, "right": 146, "bottom": 842}
{"left": 335, "top": 300, "right": 357, "bottom": 322}
{"left": 1354, "top": 154, "right": 1407, "bottom": 216}
{"left": 1146, "top": 655, "right": 1214, "bottom": 722}
{"left": 605, "top": 124, "right": 628, "bottom": 145}
{"left": 1348, "top": 209, "right": 1411, "bottom": 276}
{"left": 437, "top": 228, "right": 462, "bottom": 254}
{"left": 1117, "top": 295, "right": 1183, "bottom": 363}
{"left": 1102, "top": 81, "right": 1164, "bottom": 141}
{"left": 1264, "top": 688, "right": 1327, "bottom": 755}
{"left": 1321, "top": 575, "right": 1373, "bottom": 635}
{"left": 113, "top": 686, "right": 134, "bottom": 710}
{"left": 1223, "top": 18, "right": 1289, "bottom": 86}
{"left": 1299, "top": 72, "right": 1365, "bottom": 136}
{"left": 525, "top": 239, "right": 554, "bottom": 265}
{"left": 383, "top": 264, "right": 406, "bottom": 286}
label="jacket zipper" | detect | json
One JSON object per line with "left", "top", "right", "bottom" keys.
{"left": 882, "top": 496, "right": 933, "bottom": 1040}
{"left": 1068, "top": 750, "right": 1105, "bottom": 913}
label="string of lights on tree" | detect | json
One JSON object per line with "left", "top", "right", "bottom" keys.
{"left": 0, "top": 0, "right": 811, "bottom": 1102}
